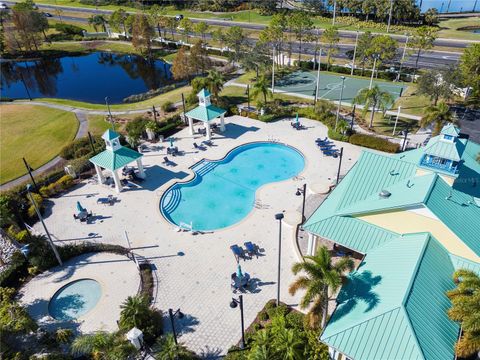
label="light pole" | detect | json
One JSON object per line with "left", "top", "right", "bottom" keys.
{"left": 350, "top": 105, "right": 356, "bottom": 132}
{"left": 351, "top": 30, "right": 359, "bottom": 76}
{"left": 26, "top": 184, "right": 62, "bottom": 266}
{"left": 336, "top": 147, "right": 344, "bottom": 184}
{"left": 401, "top": 127, "right": 409, "bottom": 151}
{"left": 387, "top": 0, "right": 394, "bottom": 33}
{"left": 23, "top": 158, "right": 38, "bottom": 191}
{"left": 230, "top": 295, "right": 245, "bottom": 349}
{"left": 335, "top": 76, "right": 346, "bottom": 130}
{"left": 275, "top": 213, "right": 284, "bottom": 306}
{"left": 332, "top": 0, "right": 337, "bottom": 26}
{"left": 271, "top": 46, "right": 275, "bottom": 94}
{"left": 392, "top": 106, "right": 401, "bottom": 136}
{"left": 295, "top": 184, "right": 307, "bottom": 223}
{"left": 314, "top": 49, "right": 322, "bottom": 105}
{"left": 369, "top": 55, "right": 379, "bottom": 90}
{"left": 105, "top": 96, "right": 114, "bottom": 130}
{"left": 397, "top": 34, "right": 409, "bottom": 82}
{"left": 168, "top": 308, "right": 184, "bottom": 345}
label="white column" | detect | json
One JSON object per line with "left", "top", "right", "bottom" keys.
{"left": 220, "top": 114, "right": 225, "bottom": 132}
{"left": 205, "top": 122, "right": 211, "bottom": 140}
{"left": 188, "top": 116, "right": 194, "bottom": 135}
{"left": 136, "top": 159, "right": 145, "bottom": 178}
{"left": 307, "top": 233, "right": 318, "bottom": 256}
{"left": 112, "top": 170, "right": 123, "bottom": 193}
{"left": 94, "top": 164, "right": 105, "bottom": 184}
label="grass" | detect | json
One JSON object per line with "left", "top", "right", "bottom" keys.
{"left": 438, "top": 17, "right": 480, "bottom": 41}
{"left": 221, "top": 84, "right": 314, "bottom": 106}
{"left": 87, "top": 114, "right": 113, "bottom": 135}
{"left": 392, "top": 84, "right": 431, "bottom": 117}
{"left": 0, "top": 104, "right": 78, "bottom": 184}
{"left": 359, "top": 110, "right": 420, "bottom": 136}
{"left": 40, "top": 40, "right": 148, "bottom": 55}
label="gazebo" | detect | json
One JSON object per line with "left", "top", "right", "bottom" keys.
{"left": 89, "top": 129, "right": 145, "bottom": 193}
{"left": 184, "top": 89, "right": 227, "bottom": 141}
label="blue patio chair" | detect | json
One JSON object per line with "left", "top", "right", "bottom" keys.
{"left": 230, "top": 244, "right": 245, "bottom": 261}
{"left": 244, "top": 241, "right": 258, "bottom": 258}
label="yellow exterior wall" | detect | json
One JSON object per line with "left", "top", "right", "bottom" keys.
{"left": 415, "top": 169, "right": 455, "bottom": 186}
{"left": 357, "top": 210, "right": 480, "bottom": 262}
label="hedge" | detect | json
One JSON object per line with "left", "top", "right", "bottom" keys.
{"left": 349, "top": 133, "right": 400, "bottom": 153}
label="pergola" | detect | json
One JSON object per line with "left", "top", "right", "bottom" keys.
{"left": 184, "top": 89, "right": 227, "bottom": 141}
{"left": 89, "top": 129, "right": 145, "bottom": 193}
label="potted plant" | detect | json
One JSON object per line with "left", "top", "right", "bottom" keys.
{"left": 145, "top": 121, "right": 159, "bottom": 141}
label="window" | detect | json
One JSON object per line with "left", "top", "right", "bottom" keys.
{"left": 443, "top": 135, "right": 454, "bottom": 141}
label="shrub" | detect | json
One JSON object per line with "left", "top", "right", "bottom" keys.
{"left": 0, "top": 252, "right": 28, "bottom": 288}
{"left": 119, "top": 295, "right": 163, "bottom": 343}
{"left": 60, "top": 135, "right": 104, "bottom": 160}
{"left": 161, "top": 101, "right": 175, "bottom": 112}
{"left": 349, "top": 133, "right": 400, "bottom": 153}
{"left": 285, "top": 311, "right": 305, "bottom": 331}
{"left": 68, "top": 156, "right": 92, "bottom": 175}
{"left": 257, "top": 310, "right": 268, "bottom": 322}
{"left": 328, "top": 128, "right": 350, "bottom": 142}
{"left": 266, "top": 303, "right": 288, "bottom": 319}
{"left": 53, "top": 23, "right": 84, "bottom": 36}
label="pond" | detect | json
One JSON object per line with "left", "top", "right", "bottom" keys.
{"left": 0, "top": 52, "right": 173, "bottom": 104}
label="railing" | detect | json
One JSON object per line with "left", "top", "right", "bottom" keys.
{"left": 420, "top": 158, "right": 458, "bottom": 174}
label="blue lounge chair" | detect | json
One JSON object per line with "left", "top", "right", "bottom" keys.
{"left": 230, "top": 245, "right": 245, "bottom": 260}
{"left": 316, "top": 137, "right": 328, "bottom": 143}
{"left": 244, "top": 241, "right": 257, "bottom": 258}
{"left": 323, "top": 149, "right": 339, "bottom": 157}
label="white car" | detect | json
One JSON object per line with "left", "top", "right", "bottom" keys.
{"left": 0, "top": 2, "right": 8, "bottom": 9}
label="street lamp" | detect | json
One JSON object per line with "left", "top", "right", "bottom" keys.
{"left": 336, "top": 147, "right": 344, "bottom": 185}
{"left": 168, "top": 308, "right": 184, "bottom": 345}
{"left": 369, "top": 55, "right": 379, "bottom": 90}
{"left": 295, "top": 184, "right": 307, "bottom": 223}
{"left": 230, "top": 295, "right": 245, "bottom": 349}
{"left": 275, "top": 212, "right": 284, "bottom": 306}
{"left": 386, "top": 0, "right": 394, "bottom": 33}
{"left": 351, "top": 30, "right": 359, "bottom": 76}
{"left": 335, "top": 76, "right": 346, "bottom": 129}
{"left": 105, "top": 96, "right": 114, "bottom": 130}
{"left": 397, "top": 33, "right": 409, "bottom": 82}
{"left": 26, "top": 184, "right": 62, "bottom": 266}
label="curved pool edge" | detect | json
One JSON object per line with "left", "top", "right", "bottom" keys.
{"left": 158, "top": 141, "right": 307, "bottom": 232}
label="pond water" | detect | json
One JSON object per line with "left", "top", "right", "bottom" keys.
{"left": 0, "top": 52, "right": 173, "bottom": 104}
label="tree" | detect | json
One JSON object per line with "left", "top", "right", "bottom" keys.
{"left": 132, "top": 14, "right": 155, "bottom": 57}
{"left": 410, "top": 26, "right": 437, "bottom": 78}
{"left": 172, "top": 47, "right": 191, "bottom": 80}
{"left": 205, "top": 69, "right": 224, "bottom": 100}
{"left": 289, "top": 246, "right": 354, "bottom": 329}
{"left": 153, "top": 334, "right": 196, "bottom": 360}
{"left": 240, "top": 43, "right": 271, "bottom": 78}
{"left": 88, "top": 14, "right": 108, "bottom": 32}
{"left": 224, "top": 26, "right": 247, "bottom": 64}
{"left": 179, "top": 18, "right": 193, "bottom": 44}
{"left": 166, "top": 17, "right": 177, "bottom": 41}
{"left": 194, "top": 21, "right": 209, "bottom": 43}
{"left": 366, "top": 35, "right": 397, "bottom": 68}
{"left": 259, "top": 14, "right": 287, "bottom": 67}
{"left": 420, "top": 101, "right": 454, "bottom": 135}
{"left": 119, "top": 295, "right": 162, "bottom": 342}
{"left": 336, "top": 119, "right": 349, "bottom": 134}
{"left": 189, "top": 40, "right": 210, "bottom": 75}
{"left": 459, "top": 44, "right": 480, "bottom": 104}
{"left": 355, "top": 31, "right": 373, "bottom": 75}
{"left": 211, "top": 27, "right": 225, "bottom": 49}
{"left": 254, "top": 0, "right": 277, "bottom": 15}
{"left": 148, "top": 4, "right": 166, "bottom": 37}
{"left": 289, "top": 11, "right": 314, "bottom": 63}
{"left": 109, "top": 9, "right": 128, "bottom": 36}
{"left": 354, "top": 85, "right": 394, "bottom": 129}
{"left": 0, "top": 287, "right": 37, "bottom": 335}
{"left": 71, "top": 331, "right": 136, "bottom": 359}
{"left": 11, "top": 1, "right": 47, "bottom": 51}
{"left": 321, "top": 27, "right": 339, "bottom": 71}
{"left": 251, "top": 75, "right": 272, "bottom": 104}
{"left": 447, "top": 269, "right": 480, "bottom": 358}
{"left": 417, "top": 66, "right": 460, "bottom": 105}
{"left": 424, "top": 8, "right": 439, "bottom": 25}
{"left": 304, "top": 0, "right": 325, "bottom": 13}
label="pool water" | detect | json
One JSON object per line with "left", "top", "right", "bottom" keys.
{"left": 49, "top": 279, "right": 102, "bottom": 321}
{"left": 161, "top": 142, "right": 305, "bottom": 231}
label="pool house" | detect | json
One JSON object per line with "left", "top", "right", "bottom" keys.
{"left": 302, "top": 124, "right": 480, "bottom": 360}
{"left": 184, "top": 89, "right": 227, "bottom": 141}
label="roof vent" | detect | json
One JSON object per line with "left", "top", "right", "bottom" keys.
{"left": 379, "top": 190, "right": 391, "bottom": 198}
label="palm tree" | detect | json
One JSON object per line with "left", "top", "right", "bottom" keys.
{"left": 153, "top": 334, "right": 195, "bottom": 360}
{"left": 289, "top": 246, "right": 354, "bottom": 329}
{"left": 251, "top": 75, "right": 272, "bottom": 104}
{"left": 336, "top": 119, "right": 349, "bottom": 134}
{"left": 420, "top": 101, "right": 455, "bottom": 135}
{"left": 354, "top": 85, "right": 394, "bottom": 129}
{"left": 205, "top": 70, "right": 224, "bottom": 101}
{"left": 119, "top": 295, "right": 150, "bottom": 330}
{"left": 89, "top": 15, "right": 108, "bottom": 33}
{"left": 71, "top": 331, "right": 135, "bottom": 359}
{"left": 447, "top": 269, "right": 480, "bottom": 358}
{"left": 248, "top": 330, "right": 274, "bottom": 360}
{"left": 276, "top": 328, "right": 304, "bottom": 360}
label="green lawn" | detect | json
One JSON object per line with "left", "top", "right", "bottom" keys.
{"left": 438, "top": 18, "right": 480, "bottom": 41}
{"left": 392, "top": 85, "right": 431, "bottom": 117}
{"left": 87, "top": 114, "right": 113, "bottom": 135}
{"left": 0, "top": 104, "right": 78, "bottom": 184}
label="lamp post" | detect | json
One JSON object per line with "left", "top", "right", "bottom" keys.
{"left": 401, "top": 127, "right": 409, "bottom": 151}
{"left": 397, "top": 34, "right": 409, "bottom": 82}
{"left": 168, "top": 308, "right": 184, "bottom": 345}
{"left": 230, "top": 295, "right": 245, "bottom": 349}
{"left": 392, "top": 106, "right": 401, "bottom": 136}
{"left": 26, "top": 184, "right": 62, "bottom": 266}
{"left": 351, "top": 30, "right": 359, "bottom": 76}
{"left": 336, "top": 147, "right": 344, "bottom": 184}
{"left": 271, "top": 46, "right": 275, "bottom": 94}
{"left": 335, "top": 76, "right": 346, "bottom": 130}
{"left": 22, "top": 158, "right": 38, "bottom": 191}
{"left": 386, "top": 0, "right": 394, "bottom": 33}
{"left": 295, "top": 184, "right": 307, "bottom": 223}
{"left": 314, "top": 49, "right": 322, "bottom": 106}
{"left": 369, "top": 55, "right": 379, "bottom": 90}
{"left": 105, "top": 96, "right": 114, "bottom": 130}
{"left": 247, "top": 84, "right": 250, "bottom": 110}
{"left": 275, "top": 213, "right": 284, "bottom": 306}
{"left": 350, "top": 105, "right": 356, "bottom": 132}
{"left": 332, "top": 0, "right": 337, "bottom": 26}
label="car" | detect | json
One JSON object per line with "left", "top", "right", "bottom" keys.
{"left": 0, "top": 2, "right": 8, "bottom": 9}
{"left": 43, "top": 12, "right": 52, "bottom": 17}
{"left": 174, "top": 14, "right": 183, "bottom": 21}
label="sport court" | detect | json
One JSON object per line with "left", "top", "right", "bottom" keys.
{"left": 275, "top": 71, "right": 405, "bottom": 104}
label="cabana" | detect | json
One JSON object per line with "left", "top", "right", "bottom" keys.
{"left": 184, "top": 89, "right": 227, "bottom": 141}
{"left": 89, "top": 129, "right": 145, "bottom": 193}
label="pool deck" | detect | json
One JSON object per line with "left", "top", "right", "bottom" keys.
{"left": 19, "top": 252, "right": 140, "bottom": 334}
{"left": 31, "top": 115, "right": 364, "bottom": 356}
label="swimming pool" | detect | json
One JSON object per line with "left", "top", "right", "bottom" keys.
{"left": 49, "top": 279, "right": 102, "bottom": 321}
{"left": 160, "top": 142, "right": 305, "bottom": 231}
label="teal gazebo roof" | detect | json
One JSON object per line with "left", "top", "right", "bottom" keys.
{"left": 185, "top": 104, "right": 226, "bottom": 123}
{"left": 440, "top": 123, "right": 460, "bottom": 137}
{"left": 102, "top": 129, "right": 120, "bottom": 141}
{"left": 89, "top": 146, "right": 142, "bottom": 171}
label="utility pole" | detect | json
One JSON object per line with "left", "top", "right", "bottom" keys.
{"left": 387, "top": 0, "right": 394, "bottom": 33}
{"left": 351, "top": 30, "right": 359, "bottom": 76}
{"left": 105, "top": 96, "right": 114, "bottom": 130}
{"left": 87, "top": 132, "right": 96, "bottom": 154}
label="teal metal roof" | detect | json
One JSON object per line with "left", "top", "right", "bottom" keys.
{"left": 423, "top": 136, "right": 465, "bottom": 162}
{"left": 449, "top": 254, "right": 480, "bottom": 275}
{"left": 102, "top": 129, "right": 120, "bottom": 141}
{"left": 440, "top": 124, "right": 460, "bottom": 137}
{"left": 197, "top": 88, "right": 211, "bottom": 98}
{"left": 89, "top": 146, "right": 142, "bottom": 171}
{"left": 321, "top": 233, "right": 459, "bottom": 360}
{"left": 185, "top": 104, "right": 226, "bottom": 122}
{"left": 303, "top": 216, "right": 398, "bottom": 254}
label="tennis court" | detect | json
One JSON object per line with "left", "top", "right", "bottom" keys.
{"left": 275, "top": 71, "right": 405, "bottom": 104}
